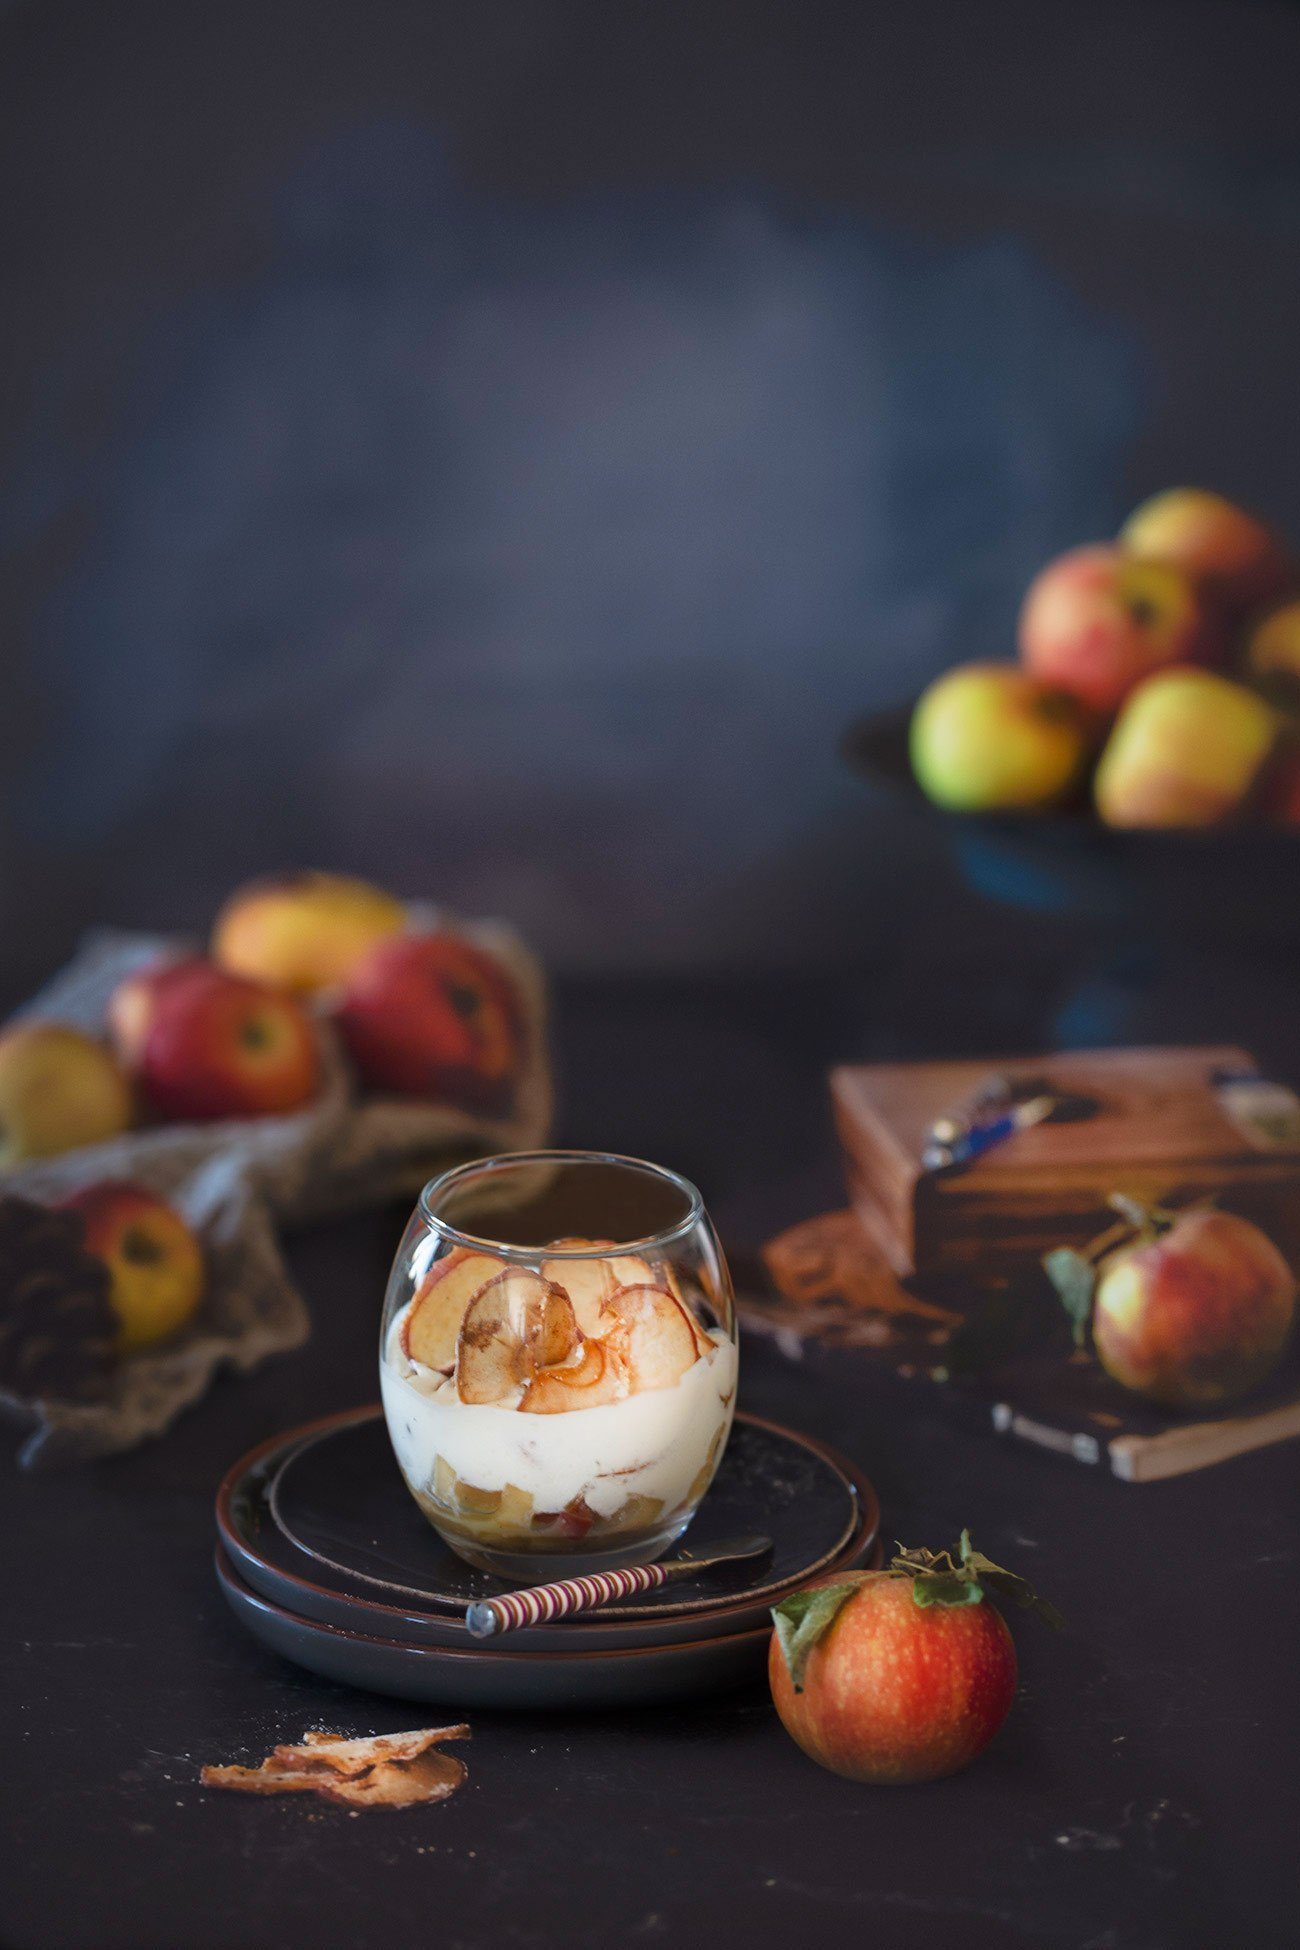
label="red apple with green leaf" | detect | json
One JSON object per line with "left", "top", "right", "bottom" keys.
{"left": 769, "top": 1535, "right": 1059, "bottom": 1785}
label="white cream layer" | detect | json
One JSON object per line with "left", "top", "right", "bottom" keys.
{"left": 381, "top": 1309, "right": 737, "bottom": 1519}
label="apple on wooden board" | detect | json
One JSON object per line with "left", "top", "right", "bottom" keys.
{"left": 212, "top": 872, "right": 406, "bottom": 996}
{"left": 769, "top": 1534, "right": 1060, "bottom": 1785}
{"left": 334, "top": 932, "right": 524, "bottom": 1113}
{"left": 135, "top": 963, "right": 320, "bottom": 1121}
{"left": 1047, "top": 1198, "right": 1296, "bottom": 1410}
{"left": 0, "top": 1024, "right": 133, "bottom": 1165}
{"left": 60, "top": 1180, "right": 205, "bottom": 1353}
{"left": 1020, "top": 543, "right": 1214, "bottom": 715}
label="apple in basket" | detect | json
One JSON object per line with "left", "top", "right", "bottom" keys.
{"left": 122, "top": 961, "right": 320, "bottom": 1121}
{"left": 60, "top": 1180, "right": 205, "bottom": 1353}
{"left": 107, "top": 955, "right": 212, "bottom": 1066}
{"left": 334, "top": 933, "right": 524, "bottom": 1113}
{"left": 212, "top": 871, "right": 407, "bottom": 995}
{"left": 0, "top": 1023, "right": 133, "bottom": 1165}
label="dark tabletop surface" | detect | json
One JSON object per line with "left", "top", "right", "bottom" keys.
{"left": 3, "top": 967, "right": 1298, "bottom": 1950}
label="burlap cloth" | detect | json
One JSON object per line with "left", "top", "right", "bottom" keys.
{"left": 0, "top": 916, "right": 551, "bottom": 1466}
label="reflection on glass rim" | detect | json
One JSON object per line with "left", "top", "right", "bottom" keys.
{"left": 416, "top": 1148, "right": 706, "bottom": 1260}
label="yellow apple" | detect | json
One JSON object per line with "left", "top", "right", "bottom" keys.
{"left": 212, "top": 872, "right": 406, "bottom": 994}
{"left": 61, "top": 1180, "right": 205, "bottom": 1353}
{"left": 0, "top": 1024, "right": 133, "bottom": 1165}
{"left": 1094, "top": 668, "right": 1277, "bottom": 827}
{"left": 910, "top": 663, "right": 1088, "bottom": 813}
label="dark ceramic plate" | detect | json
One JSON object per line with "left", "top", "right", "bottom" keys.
{"left": 215, "top": 1543, "right": 787, "bottom": 1709}
{"left": 216, "top": 1406, "right": 880, "bottom": 1652}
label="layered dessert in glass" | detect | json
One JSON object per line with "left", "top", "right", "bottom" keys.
{"left": 380, "top": 1153, "right": 738, "bottom": 1578}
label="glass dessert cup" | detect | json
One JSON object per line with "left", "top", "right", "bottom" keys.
{"left": 379, "top": 1151, "right": 739, "bottom": 1580}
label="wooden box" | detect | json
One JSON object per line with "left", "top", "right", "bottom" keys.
{"left": 831, "top": 1046, "right": 1300, "bottom": 1277}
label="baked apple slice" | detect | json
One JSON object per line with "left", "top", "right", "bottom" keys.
{"left": 456, "top": 1268, "right": 579, "bottom": 1404}
{"left": 600, "top": 1283, "right": 700, "bottom": 1392}
{"left": 403, "top": 1251, "right": 506, "bottom": 1371}
{"left": 519, "top": 1337, "right": 627, "bottom": 1413}
{"left": 662, "top": 1262, "right": 714, "bottom": 1356}
{"left": 541, "top": 1258, "right": 611, "bottom": 1335}
{"left": 542, "top": 1243, "right": 682, "bottom": 1337}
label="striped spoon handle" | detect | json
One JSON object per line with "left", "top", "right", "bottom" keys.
{"left": 465, "top": 1562, "right": 672, "bottom": 1638}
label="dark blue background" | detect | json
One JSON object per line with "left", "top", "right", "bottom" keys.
{"left": 4, "top": 0, "right": 1299, "bottom": 985}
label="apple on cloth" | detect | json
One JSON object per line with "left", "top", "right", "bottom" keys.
{"left": 0, "top": 906, "right": 551, "bottom": 1466}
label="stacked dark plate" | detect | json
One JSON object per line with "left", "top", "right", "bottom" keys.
{"left": 215, "top": 1406, "right": 881, "bottom": 1708}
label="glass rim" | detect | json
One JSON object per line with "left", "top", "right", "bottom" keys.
{"left": 416, "top": 1148, "right": 706, "bottom": 1259}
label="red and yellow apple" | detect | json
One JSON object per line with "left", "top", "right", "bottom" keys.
{"left": 107, "top": 955, "right": 212, "bottom": 1067}
{"left": 334, "top": 932, "right": 524, "bottom": 1112}
{"left": 60, "top": 1180, "right": 205, "bottom": 1353}
{"left": 1121, "top": 489, "right": 1293, "bottom": 618}
{"left": 212, "top": 872, "right": 406, "bottom": 995}
{"left": 769, "top": 1572, "right": 1018, "bottom": 1785}
{"left": 1093, "top": 668, "right": 1278, "bottom": 827}
{"left": 909, "top": 663, "right": 1089, "bottom": 813}
{"left": 135, "top": 964, "right": 319, "bottom": 1121}
{"left": 0, "top": 1024, "right": 133, "bottom": 1165}
{"left": 1019, "top": 544, "right": 1212, "bottom": 714}
{"left": 1093, "top": 1208, "right": 1295, "bottom": 1408}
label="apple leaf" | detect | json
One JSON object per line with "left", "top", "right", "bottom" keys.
{"left": 958, "top": 1530, "right": 1065, "bottom": 1632}
{"left": 909, "top": 1571, "right": 984, "bottom": 1610}
{"left": 770, "top": 1578, "right": 868, "bottom": 1692}
{"left": 889, "top": 1535, "right": 1064, "bottom": 1629}
{"left": 1042, "top": 1247, "right": 1097, "bottom": 1348}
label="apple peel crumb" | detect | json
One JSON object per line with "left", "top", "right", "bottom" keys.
{"left": 201, "top": 1725, "right": 469, "bottom": 1809}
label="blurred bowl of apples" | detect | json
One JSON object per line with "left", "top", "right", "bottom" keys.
{"left": 846, "top": 489, "right": 1300, "bottom": 939}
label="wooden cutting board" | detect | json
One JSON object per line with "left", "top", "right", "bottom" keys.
{"left": 832, "top": 1045, "right": 1300, "bottom": 1276}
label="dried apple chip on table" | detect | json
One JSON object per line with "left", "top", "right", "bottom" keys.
{"left": 202, "top": 1726, "right": 469, "bottom": 1809}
